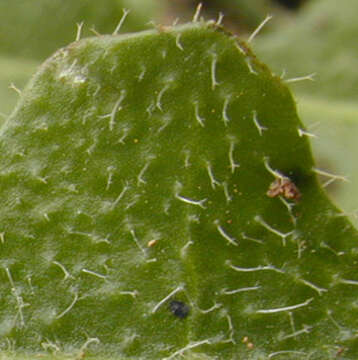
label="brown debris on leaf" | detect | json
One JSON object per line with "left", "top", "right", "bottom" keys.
{"left": 267, "top": 177, "right": 301, "bottom": 201}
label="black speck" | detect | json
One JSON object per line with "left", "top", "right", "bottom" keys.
{"left": 169, "top": 300, "right": 190, "bottom": 319}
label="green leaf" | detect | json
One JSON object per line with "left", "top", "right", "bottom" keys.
{"left": 0, "top": 20, "right": 357, "bottom": 359}
{"left": 253, "top": 0, "right": 358, "bottom": 229}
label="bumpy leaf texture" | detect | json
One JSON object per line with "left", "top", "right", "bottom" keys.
{"left": 0, "top": 22, "right": 357, "bottom": 359}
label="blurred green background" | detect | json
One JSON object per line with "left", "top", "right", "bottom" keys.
{"left": 1, "top": 0, "right": 357, "bottom": 224}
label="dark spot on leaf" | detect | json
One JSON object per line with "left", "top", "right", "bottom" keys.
{"left": 169, "top": 300, "right": 190, "bottom": 319}
{"left": 285, "top": 167, "right": 315, "bottom": 192}
{"left": 272, "top": 0, "right": 305, "bottom": 10}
